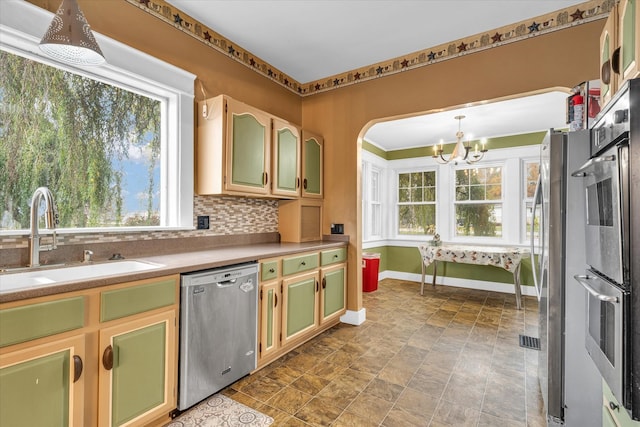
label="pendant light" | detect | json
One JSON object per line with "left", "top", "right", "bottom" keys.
{"left": 39, "top": 0, "right": 105, "bottom": 66}
{"left": 432, "top": 115, "right": 488, "bottom": 165}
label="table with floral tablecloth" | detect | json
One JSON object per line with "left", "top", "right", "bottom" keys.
{"left": 417, "top": 244, "right": 529, "bottom": 309}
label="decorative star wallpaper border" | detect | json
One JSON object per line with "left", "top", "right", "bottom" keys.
{"left": 125, "top": 0, "right": 614, "bottom": 97}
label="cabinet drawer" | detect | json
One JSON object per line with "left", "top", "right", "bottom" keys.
{"left": 282, "top": 253, "right": 318, "bottom": 276}
{"left": 321, "top": 248, "right": 347, "bottom": 266}
{"left": 101, "top": 277, "right": 177, "bottom": 322}
{"left": 0, "top": 296, "right": 85, "bottom": 347}
{"left": 261, "top": 261, "right": 279, "bottom": 281}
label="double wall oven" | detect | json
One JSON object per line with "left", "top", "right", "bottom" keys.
{"left": 572, "top": 78, "right": 639, "bottom": 419}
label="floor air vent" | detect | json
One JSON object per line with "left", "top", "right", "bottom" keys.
{"left": 519, "top": 334, "right": 540, "bottom": 350}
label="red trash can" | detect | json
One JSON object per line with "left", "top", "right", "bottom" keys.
{"left": 362, "top": 252, "right": 381, "bottom": 292}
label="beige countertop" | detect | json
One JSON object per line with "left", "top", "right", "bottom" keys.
{"left": 0, "top": 240, "right": 347, "bottom": 303}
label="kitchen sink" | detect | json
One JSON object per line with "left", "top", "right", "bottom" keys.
{"left": 0, "top": 260, "right": 165, "bottom": 294}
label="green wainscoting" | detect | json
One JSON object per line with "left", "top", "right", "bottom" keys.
{"left": 364, "top": 245, "right": 535, "bottom": 287}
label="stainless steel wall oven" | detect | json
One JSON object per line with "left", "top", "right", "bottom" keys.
{"left": 572, "top": 78, "right": 639, "bottom": 419}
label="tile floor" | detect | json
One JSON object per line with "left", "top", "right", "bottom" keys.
{"left": 222, "top": 278, "right": 545, "bottom": 426}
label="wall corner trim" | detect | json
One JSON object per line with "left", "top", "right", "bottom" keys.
{"left": 340, "top": 309, "right": 367, "bottom": 326}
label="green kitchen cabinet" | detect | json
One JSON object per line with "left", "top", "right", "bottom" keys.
{"left": 301, "top": 130, "right": 323, "bottom": 198}
{"left": 226, "top": 97, "right": 271, "bottom": 195}
{"left": 600, "top": 4, "right": 618, "bottom": 107}
{"left": 257, "top": 248, "right": 346, "bottom": 367}
{"left": 196, "top": 95, "right": 271, "bottom": 196}
{"left": 619, "top": 0, "right": 639, "bottom": 82}
{"left": 602, "top": 379, "right": 640, "bottom": 426}
{"left": 281, "top": 271, "right": 320, "bottom": 347}
{"left": 0, "top": 335, "right": 86, "bottom": 427}
{"left": 320, "top": 264, "right": 347, "bottom": 325}
{"left": 258, "top": 280, "right": 280, "bottom": 361}
{"left": 272, "top": 118, "right": 301, "bottom": 198}
{"left": 98, "top": 309, "right": 177, "bottom": 427}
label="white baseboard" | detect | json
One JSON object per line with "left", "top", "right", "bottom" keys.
{"left": 378, "top": 270, "right": 537, "bottom": 297}
{"left": 340, "top": 308, "right": 367, "bottom": 325}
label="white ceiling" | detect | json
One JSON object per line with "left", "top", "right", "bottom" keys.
{"left": 165, "top": 0, "right": 586, "bottom": 150}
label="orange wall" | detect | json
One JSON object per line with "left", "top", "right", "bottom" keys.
{"left": 29, "top": 0, "right": 604, "bottom": 314}
{"left": 301, "top": 21, "right": 604, "bottom": 311}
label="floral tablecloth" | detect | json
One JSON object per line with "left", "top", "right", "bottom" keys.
{"left": 418, "top": 244, "right": 527, "bottom": 272}
{"left": 417, "top": 243, "right": 529, "bottom": 309}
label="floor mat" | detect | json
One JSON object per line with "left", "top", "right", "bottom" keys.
{"left": 166, "top": 394, "right": 274, "bottom": 427}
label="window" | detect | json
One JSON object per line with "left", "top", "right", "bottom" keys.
{"left": 523, "top": 160, "right": 540, "bottom": 241}
{"left": 397, "top": 171, "right": 436, "bottom": 235}
{"left": 1, "top": 50, "right": 161, "bottom": 229}
{"left": 454, "top": 166, "right": 502, "bottom": 237}
{"left": 0, "top": 2, "right": 195, "bottom": 233}
{"left": 370, "top": 167, "right": 382, "bottom": 237}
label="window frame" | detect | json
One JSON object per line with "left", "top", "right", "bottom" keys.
{"left": 522, "top": 157, "right": 541, "bottom": 244}
{"left": 0, "top": 1, "right": 196, "bottom": 234}
{"left": 451, "top": 162, "right": 505, "bottom": 240}
{"left": 394, "top": 166, "right": 438, "bottom": 239}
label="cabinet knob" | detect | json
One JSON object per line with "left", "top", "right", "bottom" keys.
{"left": 303, "top": 178, "right": 308, "bottom": 189}
{"left": 297, "top": 177, "right": 300, "bottom": 188}
{"left": 322, "top": 278, "right": 327, "bottom": 289}
{"left": 269, "top": 268, "right": 275, "bottom": 273}
{"left": 73, "top": 355, "right": 83, "bottom": 383}
{"left": 609, "top": 401, "right": 620, "bottom": 411}
{"left": 102, "top": 345, "right": 114, "bottom": 371}
{"left": 274, "top": 294, "right": 278, "bottom": 308}
{"left": 301, "top": 261, "right": 306, "bottom": 266}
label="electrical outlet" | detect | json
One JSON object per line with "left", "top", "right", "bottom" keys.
{"left": 197, "top": 215, "right": 210, "bottom": 230}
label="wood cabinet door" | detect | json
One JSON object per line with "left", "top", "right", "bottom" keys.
{"left": 281, "top": 271, "right": 319, "bottom": 347}
{"left": 225, "top": 97, "right": 271, "bottom": 195}
{"left": 320, "top": 264, "right": 347, "bottom": 325}
{"left": 600, "top": 6, "right": 618, "bottom": 106}
{"left": 272, "top": 118, "right": 301, "bottom": 198}
{"left": 301, "top": 130, "right": 323, "bottom": 198}
{"left": 258, "top": 281, "right": 280, "bottom": 361}
{"left": 0, "top": 335, "right": 85, "bottom": 427}
{"left": 619, "top": 0, "right": 639, "bottom": 81}
{"left": 98, "top": 310, "right": 176, "bottom": 427}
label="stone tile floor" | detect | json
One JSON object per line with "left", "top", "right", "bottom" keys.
{"left": 221, "top": 278, "right": 545, "bottom": 426}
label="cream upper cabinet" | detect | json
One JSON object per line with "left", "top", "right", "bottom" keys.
{"left": 619, "top": 0, "right": 639, "bottom": 82}
{"left": 600, "top": 3, "right": 619, "bottom": 107}
{"left": 196, "top": 95, "right": 272, "bottom": 196}
{"left": 272, "top": 118, "right": 301, "bottom": 198}
{"left": 301, "top": 130, "right": 323, "bottom": 199}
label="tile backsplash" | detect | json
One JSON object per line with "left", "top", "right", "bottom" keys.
{"left": 0, "top": 195, "right": 278, "bottom": 253}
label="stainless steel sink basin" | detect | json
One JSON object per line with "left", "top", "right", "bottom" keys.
{"left": 0, "top": 260, "right": 165, "bottom": 294}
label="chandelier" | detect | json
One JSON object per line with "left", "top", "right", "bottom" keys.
{"left": 432, "top": 115, "right": 488, "bottom": 165}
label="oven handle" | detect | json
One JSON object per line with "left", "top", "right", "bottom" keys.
{"left": 574, "top": 274, "right": 619, "bottom": 303}
{"left": 571, "top": 155, "right": 616, "bottom": 177}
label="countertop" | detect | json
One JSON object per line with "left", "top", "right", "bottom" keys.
{"left": 0, "top": 240, "right": 347, "bottom": 303}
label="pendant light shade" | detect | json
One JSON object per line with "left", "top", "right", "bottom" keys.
{"left": 39, "top": 0, "right": 105, "bottom": 66}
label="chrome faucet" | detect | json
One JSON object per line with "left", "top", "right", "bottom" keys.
{"left": 29, "top": 187, "right": 58, "bottom": 267}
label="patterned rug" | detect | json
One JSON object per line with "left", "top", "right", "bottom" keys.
{"left": 167, "top": 394, "right": 274, "bottom": 427}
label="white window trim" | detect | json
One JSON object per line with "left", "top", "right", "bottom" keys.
{"left": 521, "top": 157, "right": 541, "bottom": 244}
{"left": 0, "top": 0, "right": 196, "bottom": 234}
{"left": 392, "top": 159, "right": 438, "bottom": 241}
{"left": 362, "top": 150, "right": 388, "bottom": 243}
{"left": 362, "top": 145, "right": 539, "bottom": 248}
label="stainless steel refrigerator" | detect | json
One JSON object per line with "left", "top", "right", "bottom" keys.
{"left": 532, "top": 129, "right": 602, "bottom": 426}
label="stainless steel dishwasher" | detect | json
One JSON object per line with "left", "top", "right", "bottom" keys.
{"left": 178, "top": 262, "right": 258, "bottom": 410}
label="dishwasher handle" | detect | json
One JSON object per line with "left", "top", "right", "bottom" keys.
{"left": 216, "top": 279, "right": 237, "bottom": 288}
